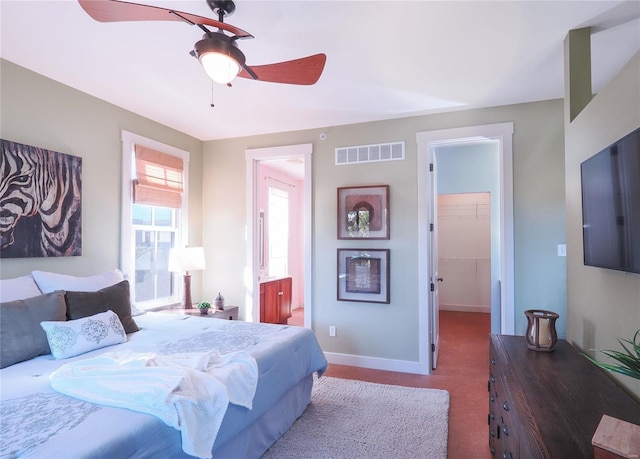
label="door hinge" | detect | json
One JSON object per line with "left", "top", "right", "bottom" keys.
{"left": 431, "top": 343, "right": 435, "bottom": 352}
{"left": 429, "top": 223, "right": 434, "bottom": 232}
{"left": 430, "top": 282, "right": 435, "bottom": 292}
{"left": 429, "top": 163, "right": 434, "bottom": 172}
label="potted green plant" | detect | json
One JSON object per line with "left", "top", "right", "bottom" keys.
{"left": 197, "top": 301, "right": 211, "bottom": 315}
{"left": 584, "top": 329, "right": 640, "bottom": 380}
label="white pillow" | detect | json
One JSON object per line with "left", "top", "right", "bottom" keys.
{"left": 40, "top": 310, "right": 127, "bottom": 359}
{"left": 0, "top": 275, "right": 43, "bottom": 302}
{"left": 32, "top": 269, "right": 125, "bottom": 294}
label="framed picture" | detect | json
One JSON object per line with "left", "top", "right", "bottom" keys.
{"left": 337, "top": 248, "right": 390, "bottom": 303}
{"left": 0, "top": 139, "right": 82, "bottom": 258}
{"left": 337, "top": 185, "right": 389, "bottom": 239}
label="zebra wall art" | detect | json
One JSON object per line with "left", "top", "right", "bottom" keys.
{"left": 0, "top": 139, "right": 82, "bottom": 258}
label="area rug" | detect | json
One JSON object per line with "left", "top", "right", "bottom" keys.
{"left": 261, "top": 376, "right": 449, "bottom": 458}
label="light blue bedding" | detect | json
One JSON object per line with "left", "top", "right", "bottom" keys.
{"left": 0, "top": 313, "right": 327, "bottom": 458}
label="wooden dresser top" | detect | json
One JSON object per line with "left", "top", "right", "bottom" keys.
{"left": 491, "top": 334, "right": 640, "bottom": 458}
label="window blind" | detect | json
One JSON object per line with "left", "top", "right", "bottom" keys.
{"left": 133, "top": 145, "right": 183, "bottom": 208}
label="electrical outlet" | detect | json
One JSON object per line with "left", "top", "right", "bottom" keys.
{"left": 557, "top": 244, "right": 567, "bottom": 257}
{"left": 329, "top": 326, "right": 336, "bottom": 337}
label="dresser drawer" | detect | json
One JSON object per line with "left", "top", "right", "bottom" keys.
{"left": 489, "top": 339, "right": 518, "bottom": 456}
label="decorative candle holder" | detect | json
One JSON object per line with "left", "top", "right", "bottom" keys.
{"left": 214, "top": 292, "right": 225, "bottom": 310}
{"left": 525, "top": 309, "right": 559, "bottom": 352}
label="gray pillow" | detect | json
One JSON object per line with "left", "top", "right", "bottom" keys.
{"left": 0, "top": 291, "right": 67, "bottom": 368}
{"left": 64, "top": 280, "right": 139, "bottom": 334}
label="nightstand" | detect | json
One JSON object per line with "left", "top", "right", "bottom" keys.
{"left": 208, "top": 306, "right": 239, "bottom": 320}
{"left": 161, "top": 306, "right": 239, "bottom": 320}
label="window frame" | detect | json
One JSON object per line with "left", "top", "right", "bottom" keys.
{"left": 121, "top": 130, "right": 190, "bottom": 310}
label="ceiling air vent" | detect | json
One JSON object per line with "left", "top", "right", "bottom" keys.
{"left": 335, "top": 141, "right": 405, "bottom": 166}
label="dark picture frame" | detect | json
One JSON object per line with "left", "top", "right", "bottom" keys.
{"left": 337, "top": 185, "right": 389, "bottom": 239}
{"left": 337, "top": 248, "right": 390, "bottom": 303}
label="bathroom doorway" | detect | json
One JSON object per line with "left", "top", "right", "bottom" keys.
{"left": 245, "top": 144, "right": 313, "bottom": 327}
{"left": 258, "top": 160, "right": 305, "bottom": 323}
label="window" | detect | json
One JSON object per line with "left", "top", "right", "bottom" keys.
{"left": 121, "top": 131, "right": 189, "bottom": 309}
{"left": 132, "top": 204, "right": 176, "bottom": 303}
{"left": 268, "top": 185, "right": 289, "bottom": 277}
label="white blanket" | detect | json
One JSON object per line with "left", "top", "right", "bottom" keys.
{"left": 50, "top": 350, "right": 258, "bottom": 459}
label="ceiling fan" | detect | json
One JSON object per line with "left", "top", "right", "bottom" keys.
{"left": 77, "top": 0, "right": 326, "bottom": 86}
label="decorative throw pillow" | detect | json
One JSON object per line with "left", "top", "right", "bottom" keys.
{"left": 32, "top": 269, "right": 125, "bottom": 294}
{"left": 41, "top": 310, "right": 127, "bottom": 359}
{"left": 64, "top": 280, "right": 139, "bottom": 334}
{"left": 0, "top": 291, "right": 67, "bottom": 368}
{"left": 0, "top": 275, "right": 43, "bottom": 302}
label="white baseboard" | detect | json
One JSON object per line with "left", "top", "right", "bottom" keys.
{"left": 324, "top": 352, "right": 426, "bottom": 375}
{"left": 440, "top": 303, "right": 490, "bottom": 314}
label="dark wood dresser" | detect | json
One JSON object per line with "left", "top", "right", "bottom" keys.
{"left": 489, "top": 334, "right": 640, "bottom": 458}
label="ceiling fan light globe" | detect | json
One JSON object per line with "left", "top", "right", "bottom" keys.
{"left": 194, "top": 34, "right": 245, "bottom": 85}
{"left": 201, "top": 53, "right": 240, "bottom": 84}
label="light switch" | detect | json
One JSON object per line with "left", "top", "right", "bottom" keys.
{"left": 557, "top": 244, "right": 566, "bottom": 257}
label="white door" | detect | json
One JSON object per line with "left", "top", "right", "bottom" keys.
{"left": 428, "top": 151, "right": 441, "bottom": 369}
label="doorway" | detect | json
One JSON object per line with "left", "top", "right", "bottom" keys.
{"left": 416, "top": 122, "right": 514, "bottom": 375}
{"left": 258, "top": 161, "right": 304, "bottom": 322}
{"left": 245, "top": 144, "right": 313, "bottom": 327}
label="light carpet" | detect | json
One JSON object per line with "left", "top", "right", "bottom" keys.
{"left": 261, "top": 376, "right": 449, "bottom": 459}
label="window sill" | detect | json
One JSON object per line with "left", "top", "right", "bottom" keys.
{"left": 135, "top": 300, "right": 181, "bottom": 312}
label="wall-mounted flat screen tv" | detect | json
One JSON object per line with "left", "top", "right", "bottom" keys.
{"left": 581, "top": 126, "right": 640, "bottom": 274}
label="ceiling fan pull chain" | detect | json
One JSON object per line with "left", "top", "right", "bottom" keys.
{"left": 210, "top": 82, "right": 215, "bottom": 108}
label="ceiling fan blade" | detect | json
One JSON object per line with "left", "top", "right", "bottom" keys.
{"left": 237, "top": 54, "right": 326, "bottom": 85}
{"left": 77, "top": 0, "right": 253, "bottom": 38}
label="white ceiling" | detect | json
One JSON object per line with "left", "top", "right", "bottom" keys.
{"left": 2, "top": 1, "right": 639, "bottom": 141}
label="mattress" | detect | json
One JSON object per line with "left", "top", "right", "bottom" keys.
{"left": 0, "top": 312, "right": 327, "bottom": 458}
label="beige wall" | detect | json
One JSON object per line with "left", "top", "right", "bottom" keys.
{"left": 0, "top": 60, "right": 204, "bottom": 296}
{"left": 565, "top": 51, "right": 640, "bottom": 397}
{"left": 203, "top": 99, "right": 566, "bottom": 363}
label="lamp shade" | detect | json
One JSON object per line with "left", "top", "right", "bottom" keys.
{"left": 193, "top": 34, "right": 245, "bottom": 85}
{"left": 168, "top": 247, "right": 206, "bottom": 273}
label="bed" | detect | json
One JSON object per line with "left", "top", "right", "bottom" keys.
{"left": 0, "top": 271, "right": 328, "bottom": 459}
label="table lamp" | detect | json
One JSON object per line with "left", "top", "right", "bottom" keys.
{"left": 168, "top": 247, "right": 206, "bottom": 309}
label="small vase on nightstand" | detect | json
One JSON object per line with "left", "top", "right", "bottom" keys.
{"left": 214, "top": 292, "right": 225, "bottom": 310}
